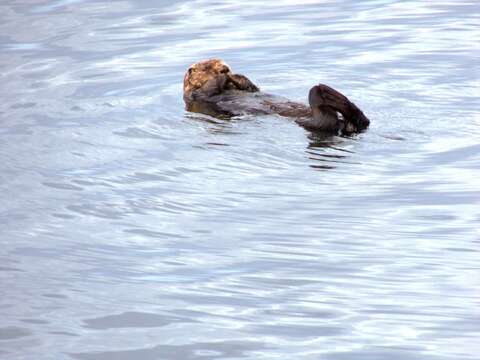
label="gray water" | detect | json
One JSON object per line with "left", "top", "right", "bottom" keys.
{"left": 1, "top": 0, "right": 479, "bottom": 359}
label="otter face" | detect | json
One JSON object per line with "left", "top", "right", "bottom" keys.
{"left": 183, "top": 59, "right": 259, "bottom": 102}
{"left": 183, "top": 59, "right": 232, "bottom": 99}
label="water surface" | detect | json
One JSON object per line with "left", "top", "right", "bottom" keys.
{"left": 0, "top": 0, "right": 479, "bottom": 359}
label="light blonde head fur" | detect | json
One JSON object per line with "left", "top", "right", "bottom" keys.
{"left": 183, "top": 59, "right": 232, "bottom": 97}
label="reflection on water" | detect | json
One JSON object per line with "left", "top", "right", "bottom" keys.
{"left": 1, "top": 0, "right": 479, "bottom": 359}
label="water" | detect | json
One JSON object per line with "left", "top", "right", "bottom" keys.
{"left": 1, "top": 0, "right": 479, "bottom": 359}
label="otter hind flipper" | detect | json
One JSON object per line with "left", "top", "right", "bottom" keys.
{"left": 309, "top": 84, "right": 350, "bottom": 115}
{"left": 309, "top": 84, "right": 370, "bottom": 133}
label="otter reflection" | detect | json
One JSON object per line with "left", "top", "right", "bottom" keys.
{"left": 183, "top": 59, "right": 370, "bottom": 134}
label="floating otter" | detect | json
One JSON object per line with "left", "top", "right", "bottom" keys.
{"left": 183, "top": 59, "right": 370, "bottom": 134}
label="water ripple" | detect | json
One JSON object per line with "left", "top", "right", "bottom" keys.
{"left": 1, "top": 0, "right": 479, "bottom": 359}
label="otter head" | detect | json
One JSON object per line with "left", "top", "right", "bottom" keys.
{"left": 309, "top": 84, "right": 370, "bottom": 133}
{"left": 183, "top": 59, "right": 232, "bottom": 100}
{"left": 183, "top": 59, "right": 259, "bottom": 102}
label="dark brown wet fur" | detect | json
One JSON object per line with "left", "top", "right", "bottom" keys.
{"left": 183, "top": 59, "right": 370, "bottom": 134}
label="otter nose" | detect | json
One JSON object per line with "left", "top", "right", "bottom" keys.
{"left": 220, "top": 65, "right": 230, "bottom": 74}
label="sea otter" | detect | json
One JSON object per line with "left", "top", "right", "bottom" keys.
{"left": 183, "top": 59, "right": 370, "bottom": 134}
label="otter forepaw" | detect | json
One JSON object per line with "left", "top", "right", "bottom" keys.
{"left": 227, "top": 74, "right": 259, "bottom": 92}
{"left": 190, "top": 74, "right": 229, "bottom": 100}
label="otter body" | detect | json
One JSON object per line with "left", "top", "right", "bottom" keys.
{"left": 183, "top": 59, "right": 369, "bottom": 134}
